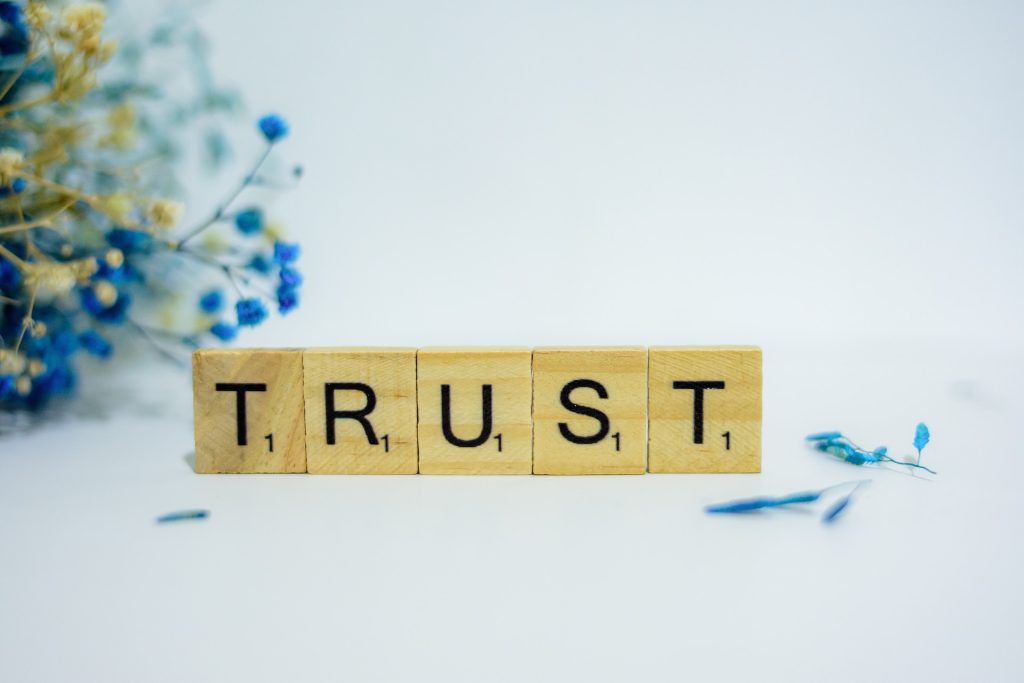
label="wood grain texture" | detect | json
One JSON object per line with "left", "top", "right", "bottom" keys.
{"left": 647, "top": 346, "right": 761, "bottom": 473}
{"left": 417, "top": 347, "right": 532, "bottom": 474}
{"left": 192, "top": 349, "right": 306, "bottom": 474}
{"left": 303, "top": 347, "right": 418, "bottom": 474}
{"left": 532, "top": 347, "right": 647, "bottom": 475}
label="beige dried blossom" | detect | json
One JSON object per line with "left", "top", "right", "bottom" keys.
{"left": 0, "top": 349, "right": 27, "bottom": 376}
{"left": 102, "top": 103, "right": 136, "bottom": 149}
{"left": 59, "top": 3, "right": 107, "bottom": 45}
{"left": 98, "top": 193, "right": 133, "bottom": 223}
{"left": 25, "top": 2, "right": 52, "bottom": 30}
{"left": 0, "top": 147, "right": 25, "bottom": 186}
{"left": 92, "top": 280, "right": 117, "bottom": 306}
{"left": 22, "top": 258, "right": 97, "bottom": 297}
{"left": 104, "top": 248, "right": 124, "bottom": 269}
{"left": 147, "top": 199, "right": 183, "bottom": 230}
{"left": 22, "top": 262, "right": 77, "bottom": 297}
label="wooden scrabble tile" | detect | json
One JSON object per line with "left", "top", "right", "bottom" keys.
{"left": 532, "top": 347, "right": 647, "bottom": 475}
{"left": 303, "top": 348, "right": 418, "bottom": 474}
{"left": 192, "top": 349, "right": 306, "bottom": 473}
{"left": 417, "top": 347, "right": 533, "bottom": 474}
{"left": 647, "top": 346, "right": 762, "bottom": 473}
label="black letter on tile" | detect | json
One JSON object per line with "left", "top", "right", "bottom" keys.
{"left": 558, "top": 379, "right": 610, "bottom": 444}
{"left": 441, "top": 384, "right": 493, "bottom": 447}
{"left": 672, "top": 381, "right": 726, "bottom": 444}
{"left": 216, "top": 383, "right": 267, "bottom": 446}
{"left": 325, "top": 383, "right": 379, "bottom": 445}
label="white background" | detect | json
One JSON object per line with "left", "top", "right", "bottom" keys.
{"left": 2, "top": 1, "right": 1023, "bottom": 681}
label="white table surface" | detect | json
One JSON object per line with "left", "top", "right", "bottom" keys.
{"left": 1, "top": 340, "right": 1020, "bottom": 682}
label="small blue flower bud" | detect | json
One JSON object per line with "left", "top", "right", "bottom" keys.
{"left": 199, "top": 289, "right": 224, "bottom": 314}
{"left": 210, "top": 321, "right": 238, "bottom": 341}
{"left": 234, "top": 208, "right": 264, "bottom": 235}
{"left": 279, "top": 266, "right": 303, "bottom": 289}
{"left": 235, "top": 298, "right": 268, "bottom": 327}
{"left": 78, "top": 330, "right": 113, "bottom": 359}
{"left": 272, "top": 241, "right": 300, "bottom": 265}
{"left": 258, "top": 114, "right": 289, "bottom": 143}
{"left": 276, "top": 285, "right": 299, "bottom": 315}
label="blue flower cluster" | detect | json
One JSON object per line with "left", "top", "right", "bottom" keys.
{"left": 199, "top": 233, "right": 303, "bottom": 341}
{"left": 2, "top": 113, "right": 302, "bottom": 412}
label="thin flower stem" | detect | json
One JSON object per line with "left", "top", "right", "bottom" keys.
{"left": 0, "top": 47, "right": 35, "bottom": 103}
{"left": 176, "top": 143, "right": 274, "bottom": 248}
{"left": 0, "top": 199, "right": 74, "bottom": 236}
{"left": 128, "top": 320, "right": 187, "bottom": 367}
{"left": 0, "top": 242, "right": 27, "bottom": 266}
{"left": 13, "top": 284, "right": 39, "bottom": 353}
{"left": 177, "top": 246, "right": 257, "bottom": 297}
{"left": 0, "top": 90, "right": 55, "bottom": 116}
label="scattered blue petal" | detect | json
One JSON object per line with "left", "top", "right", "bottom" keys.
{"left": 809, "top": 429, "right": 937, "bottom": 474}
{"left": 156, "top": 509, "right": 209, "bottom": 524}
{"left": 821, "top": 482, "right": 869, "bottom": 524}
{"left": 706, "top": 489, "right": 823, "bottom": 514}
{"left": 806, "top": 431, "right": 843, "bottom": 442}
{"left": 821, "top": 496, "right": 852, "bottom": 524}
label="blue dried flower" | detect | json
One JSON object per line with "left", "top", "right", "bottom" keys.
{"left": 234, "top": 207, "right": 263, "bottom": 235}
{"left": 80, "top": 289, "right": 132, "bottom": 324}
{"left": 258, "top": 114, "right": 289, "bottom": 143}
{"left": 0, "top": 5, "right": 303, "bottom": 413}
{"left": 0, "top": 374, "right": 14, "bottom": 399}
{"left": 279, "top": 266, "right": 303, "bottom": 289}
{"left": 210, "top": 321, "right": 237, "bottom": 341}
{"left": 913, "top": 423, "right": 930, "bottom": 457}
{"left": 0, "top": 254, "right": 20, "bottom": 290}
{"left": 199, "top": 289, "right": 224, "bottom": 314}
{"left": 808, "top": 429, "right": 936, "bottom": 474}
{"left": 0, "top": 2, "right": 28, "bottom": 57}
{"left": 106, "top": 228, "right": 152, "bottom": 254}
{"left": 78, "top": 330, "right": 113, "bottom": 359}
{"left": 0, "top": 178, "right": 26, "bottom": 196}
{"left": 247, "top": 254, "right": 272, "bottom": 274}
{"left": 235, "top": 298, "right": 268, "bottom": 327}
{"left": 276, "top": 285, "right": 299, "bottom": 315}
{"left": 272, "top": 241, "right": 300, "bottom": 265}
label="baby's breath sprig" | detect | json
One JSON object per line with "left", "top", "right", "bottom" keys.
{"left": 0, "top": 3, "right": 304, "bottom": 412}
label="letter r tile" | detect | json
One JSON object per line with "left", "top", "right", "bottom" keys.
{"left": 647, "top": 346, "right": 762, "bottom": 473}
{"left": 302, "top": 348, "right": 418, "bottom": 474}
{"left": 193, "top": 349, "right": 306, "bottom": 473}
